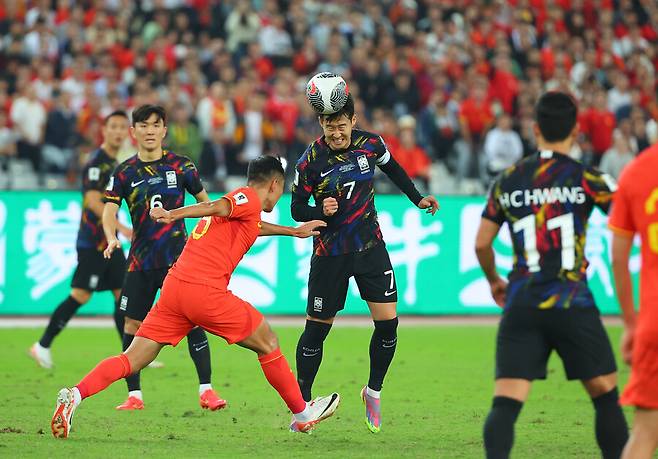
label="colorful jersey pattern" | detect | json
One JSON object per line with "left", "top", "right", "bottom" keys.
{"left": 103, "top": 151, "right": 204, "bottom": 272}
{"left": 291, "top": 129, "right": 391, "bottom": 256}
{"left": 76, "top": 148, "right": 118, "bottom": 251}
{"left": 609, "top": 143, "right": 658, "bottom": 335}
{"left": 482, "top": 150, "right": 616, "bottom": 310}
{"left": 169, "top": 187, "right": 262, "bottom": 289}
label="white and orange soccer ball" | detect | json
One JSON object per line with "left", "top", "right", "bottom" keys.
{"left": 305, "top": 72, "right": 349, "bottom": 115}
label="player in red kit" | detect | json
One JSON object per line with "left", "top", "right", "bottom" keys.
{"left": 609, "top": 142, "right": 658, "bottom": 459}
{"left": 51, "top": 156, "right": 339, "bottom": 438}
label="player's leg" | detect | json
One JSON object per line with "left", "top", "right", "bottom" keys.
{"left": 622, "top": 409, "right": 658, "bottom": 459}
{"left": 582, "top": 373, "right": 629, "bottom": 459}
{"left": 186, "top": 326, "right": 225, "bottom": 410}
{"left": 296, "top": 253, "right": 350, "bottom": 401}
{"left": 555, "top": 307, "right": 628, "bottom": 459}
{"left": 354, "top": 245, "right": 399, "bottom": 433}
{"left": 484, "top": 308, "right": 548, "bottom": 459}
{"left": 51, "top": 336, "right": 163, "bottom": 438}
{"left": 31, "top": 287, "right": 92, "bottom": 369}
{"left": 238, "top": 318, "right": 340, "bottom": 432}
{"left": 116, "top": 270, "right": 155, "bottom": 408}
{"left": 111, "top": 289, "right": 124, "bottom": 340}
{"left": 106, "top": 249, "right": 127, "bottom": 340}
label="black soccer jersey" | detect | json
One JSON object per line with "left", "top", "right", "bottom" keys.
{"left": 76, "top": 148, "right": 118, "bottom": 251}
{"left": 482, "top": 150, "right": 616, "bottom": 309}
{"left": 291, "top": 129, "right": 392, "bottom": 256}
{"left": 103, "top": 151, "right": 204, "bottom": 272}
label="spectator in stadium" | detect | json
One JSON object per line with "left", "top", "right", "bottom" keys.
{"left": 165, "top": 103, "right": 203, "bottom": 164}
{"left": 10, "top": 83, "right": 46, "bottom": 174}
{"left": 393, "top": 115, "right": 431, "bottom": 191}
{"left": 458, "top": 81, "right": 494, "bottom": 183}
{"left": 0, "top": 111, "right": 16, "bottom": 177}
{"left": 599, "top": 134, "right": 635, "bottom": 180}
{"left": 607, "top": 72, "right": 633, "bottom": 118}
{"left": 258, "top": 14, "right": 293, "bottom": 68}
{"left": 225, "top": 0, "right": 260, "bottom": 58}
{"left": 580, "top": 90, "right": 616, "bottom": 167}
{"left": 483, "top": 113, "right": 523, "bottom": 180}
{"left": 42, "top": 90, "right": 77, "bottom": 174}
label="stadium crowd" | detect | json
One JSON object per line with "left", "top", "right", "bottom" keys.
{"left": 0, "top": 0, "right": 657, "bottom": 193}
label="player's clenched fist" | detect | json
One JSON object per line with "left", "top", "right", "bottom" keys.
{"left": 150, "top": 207, "right": 174, "bottom": 224}
{"left": 322, "top": 197, "right": 338, "bottom": 216}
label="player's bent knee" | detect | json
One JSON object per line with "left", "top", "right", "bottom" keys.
{"left": 583, "top": 373, "right": 618, "bottom": 398}
{"left": 494, "top": 378, "right": 532, "bottom": 402}
{"left": 71, "top": 288, "right": 92, "bottom": 304}
{"left": 123, "top": 318, "right": 142, "bottom": 335}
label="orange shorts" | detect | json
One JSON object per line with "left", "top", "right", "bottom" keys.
{"left": 621, "top": 331, "right": 658, "bottom": 409}
{"left": 136, "top": 275, "right": 264, "bottom": 346}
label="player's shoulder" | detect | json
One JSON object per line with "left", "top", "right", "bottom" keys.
{"left": 351, "top": 129, "right": 382, "bottom": 148}
{"left": 164, "top": 150, "right": 197, "bottom": 170}
{"left": 297, "top": 140, "right": 325, "bottom": 167}
{"left": 619, "top": 144, "right": 658, "bottom": 185}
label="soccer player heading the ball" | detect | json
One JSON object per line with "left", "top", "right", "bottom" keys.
{"left": 291, "top": 91, "right": 439, "bottom": 433}
{"left": 51, "top": 156, "right": 340, "bottom": 438}
{"left": 475, "top": 91, "right": 628, "bottom": 459}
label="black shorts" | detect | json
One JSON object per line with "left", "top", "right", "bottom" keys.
{"left": 306, "top": 243, "right": 397, "bottom": 320}
{"left": 495, "top": 307, "right": 617, "bottom": 381}
{"left": 119, "top": 268, "right": 170, "bottom": 321}
{"left": 71, "top": 249, "right": 125, "bottom": 292}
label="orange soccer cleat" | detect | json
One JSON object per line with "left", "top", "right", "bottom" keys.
{"left": 51, "top": 388, "right": 77, "bottom": 438}
{"left": 199, "top": 389, "right": 227, "bottom": 411}
{"left": 115, "top": 396, "right": 144, "bottom": 410}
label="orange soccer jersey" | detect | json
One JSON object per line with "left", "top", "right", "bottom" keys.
{"left": 136, "top": 187, "right": 265, "bottom": 346}
{"left": 609, "top": 143, "right": 658, "bottom": 409}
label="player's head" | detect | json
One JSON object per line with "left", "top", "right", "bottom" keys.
{"left": 102, "top": 110, "right": 129, "bottom": 151}
{"left": 534, "top": 92, "right": 578, "bottom": 147}
{"left": 247, "top": 155, "right": 285, "bottom": 212}
{"left": 319, "top": 94, "right": 356, "bottom": 151}
{"left": 131, "top": 104, "right": 167, "bottom": 153}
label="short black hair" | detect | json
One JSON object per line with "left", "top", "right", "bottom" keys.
{"left": 104, "top": 110, "right": 128, "bottom": 125}
{"left": 132, "top": 104, "right": 167, "bottom": 126}
{"left": 319, "top": 94, "right": 355, "bottom": 123}
{"left": 247, "top": 155, "right": 285, "bottom": 184}
{"left": 535, "top": 92, "right": 578, "bottom": 142}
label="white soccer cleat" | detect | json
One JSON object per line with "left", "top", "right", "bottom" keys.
{"left": 290, "top": 393, "right": 340, "bottom": 433}
{"left": 51, "top": 388, "right": 77, "bottom": 438}
{"left": 29, "top": 342, "right": 53, "bottom": 369}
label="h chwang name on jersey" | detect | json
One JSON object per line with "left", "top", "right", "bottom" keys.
{"left": 498, "top": 187, "right": 586, "bottom": 208}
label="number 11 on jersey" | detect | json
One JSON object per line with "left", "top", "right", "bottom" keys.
{"left": 512, "top": 213, "right": 575, "bottom": 272}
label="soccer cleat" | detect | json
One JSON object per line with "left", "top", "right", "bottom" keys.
{"left": 29, "top": 342, "right": 53, "bottom": 369}
{"left": 199, "top": 389, "right": 227, "bottom": 411}
{"left": 51, "top": 388, "right": 77, "bottom": 438}
{"left": 290, "top": 393, "right": 340, "bottom": 433}
{"left": 361, "top": 386, "right": 381, "bottom": 433}
{"left": 115, "top": 396, "right": 144, "bottom": 410}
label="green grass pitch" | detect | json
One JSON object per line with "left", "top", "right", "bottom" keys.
{"left": 0, "top": 324, "right": 637, "bottom": 458}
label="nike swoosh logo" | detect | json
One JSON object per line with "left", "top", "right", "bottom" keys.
{"left": 193, "top": 344, "right": 208, "bottom": 352}
{"left": 383, "top": 342, "right": 397, "bottom": 348}
{"left": 384, "top": 290, "right": 396, "bottom": 296}
{"left": 302, "top": 352, "right": 320, "bottom": 357}
{"left": 131, "top": 180, "right": 145, "bottom": 187}
{"left": 320, "top": 169, "right": 334, "bottom": 177}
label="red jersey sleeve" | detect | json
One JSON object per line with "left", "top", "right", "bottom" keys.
{"left": 224, "top": 187, "right": 261, "bottom": 220}
{"left": 608, "top": 174, "right": 636, "bottom": 236}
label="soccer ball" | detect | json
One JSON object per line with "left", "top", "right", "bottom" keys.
{"left": 305, "top": 72, "right": 349, "bottom": 115}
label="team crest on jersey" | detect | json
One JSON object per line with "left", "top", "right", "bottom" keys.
{"left": 357, "top": 154, "right": 369, "bottom": 173}
{"left": 234, "top": 192, "right": 249, "bottom": 205}
{"left": 166, "top": 170, "right": 177, "bottom": 188}
{"left": 88, "top": 167, "right": 100, "bottom": 181}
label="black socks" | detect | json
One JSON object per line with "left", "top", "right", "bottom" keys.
{"left": 592, "top": 388, "right": 629, "bottom": 459}
{"left": 368, "top": 317, "right": 398, "bottom": 391}
{"left": 484, "top": 396, "right": 523, "bottom": 459}
{"left": 122, "top": 333, "right": 140, "bottom": 391}
{"left": 296, "top": 320, "right": 332, "bottom": 401}
{"left": 39, "top": 296, "right": 82, "bottom": 348}
{"left": 187, "top": 327, "right": 212, "bottom": 385}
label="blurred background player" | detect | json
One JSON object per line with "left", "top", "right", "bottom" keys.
{"left": 475, "top": 92, "right": 628, "bottom": 459}
{"left": 609, "top": 140, "right": 658, "bottom": 459}
{"left": 290, "top": 94, "right": 439, "bottom": 433}
{"left": 29, "top": 111, "right": 132, "bottom": 369}
{"left": 51, "top": 156, "right": 339, "bottom": 438}
{"left": 102, "top": 104, "right": 224, "bottom": 411}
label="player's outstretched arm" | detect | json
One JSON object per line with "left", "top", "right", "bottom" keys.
{"left": 475, "top": 218, "right": 507, "bottom": 307}
{"left": 259, "top": 220, "right": 326, "bottom": 238}
{"left": 611, "top": 232, "right": 636, "bottom": 364}
{"left": 378, "top": 155, "right": 439, "bottom": 215}
{"left": 149, "top": 197, "right": 232, "bottom": 224}
{"left": 102, "top": 202, "right": 123, "bottom": 259}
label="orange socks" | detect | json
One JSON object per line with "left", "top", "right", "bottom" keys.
{"left": 258, "top": 348, "right": 306, "bottom": 414}
{"left": 76, "top": 354, "right": 132, "bottom": 400}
